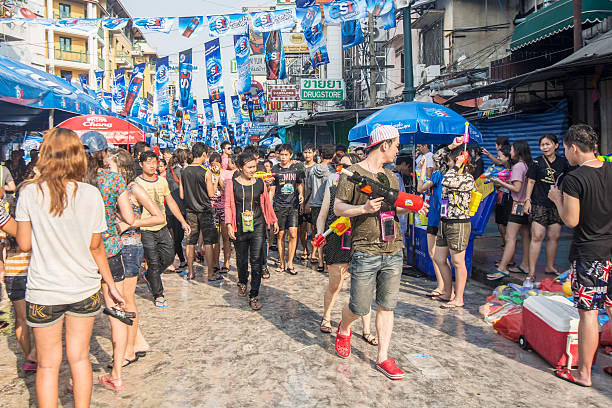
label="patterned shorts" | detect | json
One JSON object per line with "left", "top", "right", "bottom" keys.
{"left": 26, "top": 292, "right": 103, "bottom": 327}
{"left": 570, "top": 260, "right": 612, "bottom": 310}
{"left": 529, "top": 204, "right": 562, "bottom": 226}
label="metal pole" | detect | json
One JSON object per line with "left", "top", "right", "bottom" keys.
{"left": 48, "top": 109, "right": 54, "bottom": 129}
{"left": 402, "top": 3, "right": 416, "bottom": 102}
{"left": 573, "top": 0, "right": 582, "bottom": 52}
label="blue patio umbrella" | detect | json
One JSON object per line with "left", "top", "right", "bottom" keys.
{"left": 348, "top": 102, "right": 482, "bottom": 145}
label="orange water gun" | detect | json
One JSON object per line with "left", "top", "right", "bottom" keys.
{"left": 312, "top": 217, "right": 351, "bottom": 247}
{"left": 253, "top": 171, "right": 275, "bottom": 181}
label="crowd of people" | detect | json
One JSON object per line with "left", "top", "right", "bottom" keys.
{"left": 0, "top": 122, "right": 610, "bottom": 405}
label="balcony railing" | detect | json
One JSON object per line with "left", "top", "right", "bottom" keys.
{"left": 55, "top": 49, "right": 89, "bottom": 64}
{"left": 115, "top": 51, "right": 133, "bottom": 66}
{"left": 98, "top": 57, "right": 105, "bottom": 70}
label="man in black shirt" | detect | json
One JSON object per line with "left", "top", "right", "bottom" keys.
{"left": 269, "top": 144, "right": 304, "bottom": 275}
{"left": 132, "top": 141, "right": 150, "bottom": 176}
{"left": 549, "top": 124, "right": 612, "bottom": 387}
{"left": 180, "top": 142, "right": 221, "bottom": 281}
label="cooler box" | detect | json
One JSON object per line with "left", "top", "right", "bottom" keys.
{"left": 522, "top": 296, "right": 581, "bottom": 369}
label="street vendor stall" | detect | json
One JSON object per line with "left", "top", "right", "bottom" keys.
{"left": 348, "top": 101, "right": 492, "bottom": 278}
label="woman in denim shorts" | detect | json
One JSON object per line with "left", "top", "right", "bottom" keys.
{"left": 114, "top": 149, "right": 166, "bottom": 368}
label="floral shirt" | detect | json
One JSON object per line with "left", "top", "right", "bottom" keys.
{"left": 97, "top": 168, "right": 127, "bottom": 257}
{"left": 121, "top": 182, "right": 142, "bottom": 246}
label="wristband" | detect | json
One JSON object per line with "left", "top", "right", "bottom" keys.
{"left": 525, "top": 198, "right": 531, "bottom": 201}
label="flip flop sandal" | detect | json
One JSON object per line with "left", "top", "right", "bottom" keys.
{"left": 107, "top": 356, "right": 139, "bottom": 369}
{"left": 0, "top": 321, "right": 8, "bottom": 330}
{"left": 153, "top": 299, "right": 168, "bottom": 308}
{"left": 103, "top": 307, "right": 135, "bottom": 326}
{"left": 219, "top": 267, "right": 230, "bottom": 274}
{"left": 440, "top": 303, "right": 464, "bottom": 309}
{"left": 425, "top": 291, "right": 442, "bottom": 297}
{"left": 487, "top": 270, "right": 509, "bottom": 281}
{"left": 208, "top": 275, "right": 224, "bottom": 282}
{"left": 554, "top": 368, "right": 591, "bottom": 387}
{"left": 135, "top": 351, "right": 147, "bottom": 358}
{"left": 285, "top": 267, "right": 298, "bottom": 275}
{"left": 432, "top": 295, "right": 451, "bottom": 302}
{"left": 317, "top": 265, "right": 325, "bottom": 273}
{"left": 335, "top": 322, "right": 351, "bottom": 358}
{"left": 22, "top": 362, "right": 37, "bottom": 372}
{"left": 495, "top": 260, "right": 516, "bottom": 268}
{"left": 262, "top": 267, "right": 270, "bottom": 279}
{"left": 98, "top": 374, "right": 125, "bottom": 392}
{"left": 544, "top": 270, "right": 560, "bottom": 275}
{"left": 508, "top": 266, "right": 528, "bottom": 274}
{"left": 320, "top": 318, "right": 332, "bottom": 333}
{"left": 362, "top": 332, "right": 379, "bottom": 346}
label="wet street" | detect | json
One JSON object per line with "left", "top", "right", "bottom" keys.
{"left": 1, "top": 256, "right": 611, "bottom": 407}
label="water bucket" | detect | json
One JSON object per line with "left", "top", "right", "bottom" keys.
{"left": 468, "top": 190, "right": 482, "bottom": 216}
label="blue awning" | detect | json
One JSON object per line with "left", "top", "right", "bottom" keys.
{"left": 0, "top": 55, "right": 109, "bottom": 130}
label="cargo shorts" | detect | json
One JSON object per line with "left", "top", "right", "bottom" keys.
{"left": 348, "top": 251, "right": 403, "bottom": 316}
{"left": 437, "top": 220, "right": 471, "bottom": 252}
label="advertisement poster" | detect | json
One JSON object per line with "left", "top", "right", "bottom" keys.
{"left": 154, "top": 56, "right": 169, "bottom": 116}
{"left": 295, "top": 5, "right": 321, "bottom": 29}
{"left": 95, "top": 71, "right": 104, "bottom": 90}
{"left": 233, "top": 34, "right": 252, "bottom": 94}
{"left": 263, "top": 30, "right": 286, "bottom": 80}
{"left": 205, "top": 39, "right": 225, "bottom": 104}
{"left": 202, "top": 98, "right": 214, "bottom": 124}
{"left": 178, "top": 16, "right": 204, "bottom": 38}
{"left": 102, "top": 18, "right": 129, "bottom": 30}
{"left": 122, "top": 63, "right": 145, "bottom": 116}
{"left": 179, "top": 49, "right": 193, "bottom": 110}
{"left": 231, "top": 95, "right": 243, "bottom": 124}
{"left": 303, "top": 23, "right": 329, "bottom": 68}
{"left": 207, "top": 14, "right": 249, "bottom": 38}
{"left": 132, "top": 17, "right": 176, "bottom": 33}
{"left": 323, "top": 0, "right": 368, "bottom": 24}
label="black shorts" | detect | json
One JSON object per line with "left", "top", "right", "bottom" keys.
{"left": 26, "top": 292, "right": 103, "bottom": 327}
{"left": 4, "top": 275, "right": 26, "bottom": 301}
{"left": 186, "top": 211, "right": 219, "bottom": 245}
{"left": 310, "top": 207, "right": 321, "bottom": 227}
{"left": 570, "top": 260, "right": 612, "bottom": 310}
{"left": 108, "top": 253, "right": 125, "bottom": 283}
{"left": 495, "top": 195, "right": 513, "bottom": 226}
{"left": 508, "top": 213, "right": 529, "bottom": 225}
{"left": 529, "top": 204, "right": 562, "bottom": 226}
{"left": 426, "top": 226, "right": 439, "bottom": 236}
{"left": 275, "top": 207, "right": 299, "bottom": 231}
{"left": 299, "top": 212, "right": 311, "bottom": 225}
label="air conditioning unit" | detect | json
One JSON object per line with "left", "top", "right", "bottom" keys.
{"left": 414, "top": 64, "right": 426, "bottom": 87}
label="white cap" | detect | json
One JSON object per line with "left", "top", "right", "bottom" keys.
{"left": 366, "top": 125, "right": 399, "bottom": 149}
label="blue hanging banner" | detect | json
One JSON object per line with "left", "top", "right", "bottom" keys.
{"left": 304, "top": 23, "right": 329, "bottom": 68}
{"left": 55, "top": 18, "right": 101, "bottom": 33}
{"left": 341, "top": 20, "right": 364, "bottom": 49}
{"left": 379, "top": 1, "right": 396, "bottom": 29}
{"left": 244, "top": 92, "right": 254, "bottom": 122}
{"left": 95, "top": 71, "right": 104, "bottom": 91}
{"left": 102, "top": 18, "right": 129, "bottom": 30}
{"left": 178, "top": 16, "right": 204, "bottom": 38}
{"left": 205, "top": 39, "right": 225, "bottom": 104}
{"left": 323, "top": 0, "right": 367, "bottom": 24}
{"left": 256, "top": 88, "right": 268, "bottom": 117}
{"left": 155, "top": 56, "right": 169, "bottom": 116}
{"left": 207, "top": 14, "right": 249, "bottom": 38}
{"left": 123, "top": 63, "right": 145, "bottom": 116}
{"left": 233, "top": 34, "right": 252, "bottom": 94}
{"left": 296, "top": 5, "right": 321, "bottom": 29}
{"left": 179, "top": 49, "right": 193, "bottom": 110}
{"left": 202, "top": 98, "right": 214, "bottom": 124}
{"left": 132, "top": 17, "right": 176, "bottom": 33}
{"left": 218, "top": 100, "right": 228, "bottom": 126}
{"left": 78, "top": 73, "right": 88, "bottom": 87}
{"left": 264, "top": 30, "right": 286, "bottom": 80}
{"left": 231, "top": 95, "right": 243, "bottom": 125}
{"left": 366, "top": 0, "right": 394, "bottom": 16}
{"left": 112, "top": 68, "right": 125, "bottom": 114}
{"left": 250, "top": 9, "right": 296, "bottom": 34}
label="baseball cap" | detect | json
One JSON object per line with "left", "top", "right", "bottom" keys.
{"left": 365, "top": 125, "right": 400, "bottom": 149}
{"left": 80, "top": 131, "right": 108, "bottom": 152}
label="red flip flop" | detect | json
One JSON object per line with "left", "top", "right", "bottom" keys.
{"left": 335, "top": 321, "right": 351, "bottom": 358}
{"left": 554, "top": 368, "right": 591, "bottom": 387}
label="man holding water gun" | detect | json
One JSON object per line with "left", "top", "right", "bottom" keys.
{"left": 333, "top": 125, "right": 428, "bottom": 380}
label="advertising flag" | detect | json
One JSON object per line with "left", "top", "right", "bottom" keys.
{"left": 112, "top": 68, "right": 125, "bottom": 113}
{"left": 231, "top": 95, "right": 243, "bottom": 125}
{"left": 122, "top": 63, "right": 145, "bottom": 116}
{"left": 78, "top": 73, "right": 88, "bottom": 87}
{"left": 366, "top": 0, "right": 394, "bottom": 16}
{"left": 179, "top": 49, "right": 193, "bottom": 110}
{"left": 233, "top": 34, "right": 252, "bottom": 94}
{"left": 380, "top": 1, "right": 397, "bottom": 29}
{"left": 244, "top": 92, "right": 255, "bottom": 122}
{"left": 102, "top": 18, "right": 129, "bottom": 30}
{"left": 256, "top": 88, "right": 268, "bottom": 116}
{"left": 250, "top": 9, "right": 296, "bottom": 33}
{"left": 264, "top": 30, "right": 286, "bottom": 80}
{"left": 55, "top": 18, "right": 101, "bottom": 33}
{"left": 341, "top": 20, "right": 364, "bottom": 49}
{"left": 95, "top": 71, "right": 104, "bottom": 90}
{"left": 323, "top": 0, "right": 368, "bottom": 24}
{"left": 155, "top": 56, "right": 169, "bottom": 116}
{"left": 203, "top": 99, "right": 214, "bottom": 124}
{"left": 132, "top": 17, "right": 176, "bottom": 33}
{"left": 205, "top": 39, "right": 225, "bottom": 104}
{"left": 178, "top": 16, "right": 204, "bottom": 38}
{"left": 218, "top": 100, "right": 228, "bottom": 126}
{"left": 303, "top": 23, "right": 329, "bottom": 68}
{"left": 207, "top": 14, "right": 249, "bottom": 38}
{"left": 296, "top": 5, "right": 321, "bottom": 29}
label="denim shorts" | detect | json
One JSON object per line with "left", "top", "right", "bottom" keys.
{"left": 4, "top": 275, "right": 27, "bottom": 301}
{"left": 348, "top": 251, "right": 403, "bottom": 316}
{"left": 122, "top": 244, "right": 143, "bottom": 278}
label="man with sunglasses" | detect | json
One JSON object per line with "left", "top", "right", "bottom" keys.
{"left": 333, "top": 125, "right": 424, "bottom": 380}
{"left": 220, "top": 141, "right": 233, "bottom": 169}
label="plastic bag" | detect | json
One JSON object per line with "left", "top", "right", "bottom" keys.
{"left": 493, "top": 311, "right": 523, "bottom": 342}
{"left": 539, "top": 278, "right": 563, "bottom": 293}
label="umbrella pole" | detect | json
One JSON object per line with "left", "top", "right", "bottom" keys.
{"left": 411, "top": 138, "right": 416, "bottom": 267}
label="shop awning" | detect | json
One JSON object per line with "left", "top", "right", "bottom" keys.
{"left": 57, "top": 115, "right": 145, "bottom": 145}
{"left": 0, "top": 55, "right": 109, "bottom": 130}
{"left": 510, "top": 0, "right": 612, "bottom": 51}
